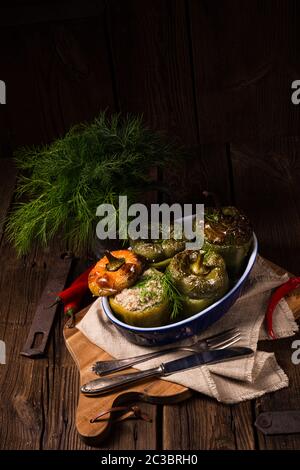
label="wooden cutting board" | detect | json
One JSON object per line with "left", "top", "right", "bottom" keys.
{"left": 64, "top": 308, "right": 192, "bottom": 445}
{"left": 63, "top": 259, "right": 300, "bottom": 445}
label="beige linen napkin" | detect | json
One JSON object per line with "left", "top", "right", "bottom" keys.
{"left": 77, "top": 256, "right": 298, "bottom": 404}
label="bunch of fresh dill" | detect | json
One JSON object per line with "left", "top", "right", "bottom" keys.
{"left": 6, "top": 113, "right": 184, "bottom": 256}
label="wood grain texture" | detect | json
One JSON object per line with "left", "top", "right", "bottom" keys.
{"left": 231, "top": 139, "right": 300, "bottom": 275}
{"left": 255, "top": 336, "right": 300, "bottom": 450}
{"left": 164, "top": 397, "right": 237, "bottom": 450}
{"left": 188, "top": 0, "right": 300, "bottom": 142}
{"left": 107, "top": 0, "right": 197, "bottom": 142}
{"left": 0, "top": 1, "right": 105, "bottom": 26}
{"left": 163, "top": 397, "right": 255, "bottom": 450}
{"left": 0, "top": 11, "right": 115, "bottom": 148}
{"left": 0, "top": 240, "right": 70, "bottom": 449}
{"left": 0, "top": 158, "right": 16, "bottom": 240}
{"left": 2, "top": 1, "right": 300, "bottom": 144}
{"left": 163, "top": 144, "right": 231, "bottom": 205}
{"left": 107, "top": 0, "right": 230, "bottom": 205}
{"left": 231, "top": 139, "right": 300, "bottom": 450}
{"left": 0, "top": 159, "right": 90, "bottom": 450}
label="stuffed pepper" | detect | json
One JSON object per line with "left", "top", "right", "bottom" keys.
{"left": 203, "top": 206, "right": 253, "bottom": 277}
{"left": 129, "top": 224, "right": 185, "bottom": 268}
{"left": 88, "top": 250, "right": 143, "bottom": 296}
{"left": 167, "top": 250, "right": 229, "bottom": 315}
{"left": 109, "top": 268, "right": 170, "bottom": 327}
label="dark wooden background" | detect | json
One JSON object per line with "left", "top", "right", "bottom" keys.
{"left": 0, "top": 0, "right": 300, "bottom": 450}
{"left": 1, "top": 0, "right": 300, "bottom": 273}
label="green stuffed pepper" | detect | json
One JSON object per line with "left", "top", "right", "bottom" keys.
{"left": 167, "top": 250, "right": 229, "bottom": 316}
{"left": 109, "top": 268, "right": 170, "bottom": 327}
{"left": 203, "top": 206, "right": 253, "bottom": 277}
{"left": 130, "top": 224, "right": 185, "bottom": 268}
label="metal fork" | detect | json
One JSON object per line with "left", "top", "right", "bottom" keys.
{"left": 92, "top": 327, "right": 241, "bottom": 376}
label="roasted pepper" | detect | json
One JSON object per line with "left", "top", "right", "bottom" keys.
{"left": 109, "top": 268, "right": 170, "bottom": 327}
{"left": 88, "top": 250, "right": 143, "bottom": 296}
{"left": 130, "top": 224, "right": 185, "bottom": 265}
{"left": 202, "top": 206, "right": 253, "bottom": 277}
{"left": 167, "top": 250, "right": 229, "bottom": 315}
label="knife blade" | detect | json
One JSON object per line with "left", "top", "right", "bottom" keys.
{"left": 81, "top": 346, "right": 253, "bottom": 396}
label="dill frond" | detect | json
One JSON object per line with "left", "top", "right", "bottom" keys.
{"left": 6, "top": 112, "right": 185, "bottom": 256}
{"left": 162, "top": 270, "right": 184, "bottom": 320}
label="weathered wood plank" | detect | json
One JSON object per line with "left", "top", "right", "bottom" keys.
{"left": 163, "top": 396, "right": 238, "bottom": 450}
{"left": 0, "top": 1, "right": 105, "bottom": 27}
{"left": 0, "top": 114, "right": 12, "bottom": 159}
{"left": 107, "top": 0, "right": 225, "bottom": 205}
{"left": 0, "top": 238, "right": 69, "bottom": 449}
{"left": 163, "top": 395, "right": 256, "bottom": 450}
{"left": 230, "top": 403, "right": 256, "bottom": 450}
{"left": 42, "top": 365, "right": 94, "bottom": 450}
{"left": 231, "top": 138, "right": 300, "bottom": 449}
{"left": 188, "top": 0, "right": 300, "bottom": 142}
{"left": 0, "top": 159, "right": 16, "bottom": 241}
{"left": 0, "top": 159, "right": 73, "bottom": 449}
{"left": 107, "top": 0, "right": 197, "bottom": 143}
{"left": 255, "top": 336, "right": 300, "bottom": 450}
{"left": 0, "top": 361, "right": 47, "bottom": 450}
{"left": 164, "top": 144, "right": 231, "bottom": 205}
{"left": 231, "top": 139, "right": 300, "bottom": 275}
{"left": 0, "top": 162, "right": 52, "bottom": 449}
{"left": 0, "top": 12, "right": 115, "bottom": 148}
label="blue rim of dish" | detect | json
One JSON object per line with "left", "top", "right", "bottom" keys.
{"left": 101, "top": 233, "right": 258, "bottom": 332}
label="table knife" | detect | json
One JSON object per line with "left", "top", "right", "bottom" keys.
{"left": 81, "top": 346, "right": 253, "bottom": 396}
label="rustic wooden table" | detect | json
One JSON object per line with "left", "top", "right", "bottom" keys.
{"left": 0, "top": 157, "right": 300, "bottom": 451}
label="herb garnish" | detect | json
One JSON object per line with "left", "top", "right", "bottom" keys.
{"left": 6, "top": 112, "right": 184, "bottom": 256}
{"left": 162, "top": 270, "right": 184, "bottom": 320}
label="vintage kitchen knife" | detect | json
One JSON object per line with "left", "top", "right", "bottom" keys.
{"left": 81, "top": 346, "right": 254, "bottom": 396}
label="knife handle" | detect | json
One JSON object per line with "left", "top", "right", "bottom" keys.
{"left": 81, "top": 366, "right": 164, "bottom": 396}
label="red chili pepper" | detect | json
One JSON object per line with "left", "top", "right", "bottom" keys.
{"left": 64, "top": 302, "right": 78, "bottom": 328}
{"left": 69, "top": 265, "right": 95, "bottom": 287}
{"left": 64, "top": 300, "right": 81, "bottom": 317}
{"left": 266, "top": 277, "right": 300, "bottom": 339}
{"left": 57, "top": 281, "right": 89, "bottom": 304}
{"left": 63, "top": 288, "right": 86, "bottom": 328}
{"left": 48, "top": 264, "right": 95, "bottom": 308}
